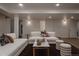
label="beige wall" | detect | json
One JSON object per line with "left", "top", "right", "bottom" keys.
{"left": 22, "top": 17, "right": 77, "bottom": 38}
{"left": 0, "top": 13, "right": 10, "bottom": 35}
{"left": 46, "top": 19, "right": 77, "bottom": 37}
{"left": 23, "top": 19, "right": 40, "bottom": 38}
{"left": 0, "top": 13, "right": 77, "bottom": 38}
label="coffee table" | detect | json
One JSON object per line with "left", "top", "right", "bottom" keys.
{"left": 33, "top": 39, "right": 50, "bottom": 56}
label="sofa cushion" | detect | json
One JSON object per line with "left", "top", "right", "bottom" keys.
{"left": 45, "top": 37, "right": 58, "bottom": 40}
{"left": 29, "top": 37, "right": 43, "bottom": 40}
{"left": 5, "top": 35, "right": 14, "bottom": 43}
{"left": 31, "top": 32, "right": 55, "bottom": 37}
{"left": 6, "top": 33, "right": 16, "bottom": 39}
{"left": 47, "top": 32, "right": 55, "bottom": 37}
{"left": 31, "top": 32, "right": 41, "bottom": 37}
{"left": 45, "top": 37, "right": 59, "bottom": 43}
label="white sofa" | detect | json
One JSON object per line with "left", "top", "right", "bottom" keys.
{"left": 29, "top": 32, "right": 59, "bottom": 44}
{"left": 0, "top": 33, "right": 28, "bottom": 56}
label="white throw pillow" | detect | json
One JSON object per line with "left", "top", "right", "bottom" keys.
{"left": 48, "top": 32, "right": 55, "bottom": 37}
{"left": 31, "top": 32, "right": 41, "bottom": 37}
{"left": 6, "top": 33, "right": 16, "bottom": 39}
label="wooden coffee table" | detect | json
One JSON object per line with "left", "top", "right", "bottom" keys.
{"left": 33, "top": 39, "right": 50, "bottom": 56}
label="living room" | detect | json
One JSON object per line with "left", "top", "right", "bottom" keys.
{"left": 0, "top": 3, "right": 79, "bottom": 56}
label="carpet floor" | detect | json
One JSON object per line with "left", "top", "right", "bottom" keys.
{"left": 19, "top": 44, "right": 79, "bottom": 56}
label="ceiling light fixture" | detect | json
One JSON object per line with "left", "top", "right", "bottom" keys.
{"left": 62, "top": 16, "right": 67, "bottom": 25}
{"left": 27, "top": 20, "right": 32, "bottom": 25}
{"left": 63, "top": 19, "right": 67, "bottom": 25}
{"left": 19, "top": 3, "right": 23, "bottom": 7}
{"left": 27, "top": 15, "right": 32, "bottom": 26}
{"left": 56, "top": 3, "right": 60, "bottom": 7}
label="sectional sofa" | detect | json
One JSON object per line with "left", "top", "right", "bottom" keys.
{"left": 29, "top": 32, "right": 59, "bottom": 44}
{"left": 0, "top": 33, "right": 28, "bottom": 56}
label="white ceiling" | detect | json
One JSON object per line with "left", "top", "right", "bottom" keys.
{"left": 19, "top": 13, "right": 79, "bottom": 20}
{"left": 0, "top": 3, "right": 79, "bottom": 20}
{"left": 0, "top": 3, "right": 79, "bottom": 13}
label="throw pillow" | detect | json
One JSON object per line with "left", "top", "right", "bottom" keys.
{"left": 5, "top": 35, "right": 14, "bottom": 43}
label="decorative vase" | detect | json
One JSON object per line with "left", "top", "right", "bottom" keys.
{"left": 37, "top": 39, "right": 41, "bottom": 45}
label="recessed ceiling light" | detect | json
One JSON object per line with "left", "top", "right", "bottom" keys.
{"left": 19, "top": 3, "right": 23, "bottom": 7}
{"left": 48, "top": 16, "right": 52, "bottom": 19}
{"left": 56, "top": 3, "right": 60, "bottom": 7}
